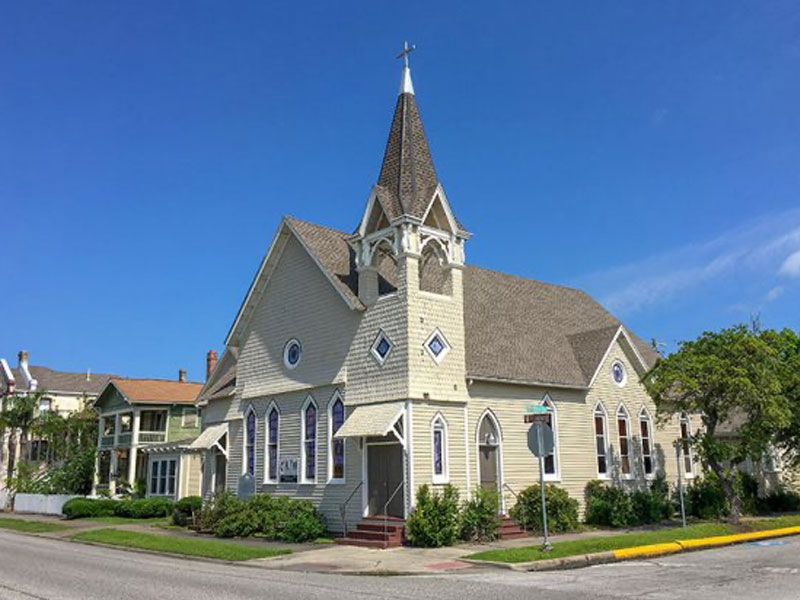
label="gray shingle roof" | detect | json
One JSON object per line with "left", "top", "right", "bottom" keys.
{"left": 11, "top": 366, "right": 116, "bottom": 396}
{"left": 284, "top": 218, "right": 658, "bottom": 389}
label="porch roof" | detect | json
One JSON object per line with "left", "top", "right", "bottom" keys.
{"left": 189, "top": 422, "right": 228, "bottom": 450}
{"left": 334, "top": 402, "right": 405, "bottom": 439}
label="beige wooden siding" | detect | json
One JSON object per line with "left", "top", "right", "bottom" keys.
{"left": 467, "top": 337, "right": 690, "bottom": 513}
{"left": 237, "top": 235, "right": 359, "bottom": 402}
{"left": 181, "top": 454, "right": 202, "bottom": 498}
{"left": 227, "top": 385, "right": 363, "bottom": 533}
{"left": 410, "top": 401, "right": 469, "bottom": 500}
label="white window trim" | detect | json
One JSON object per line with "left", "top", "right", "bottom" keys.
{"left": 370, "top": 330, "right": 393, "bottom": 366}
{"left": 242, "top": 404, "right": 257, "bottom": 477}
{"left": 541, "top": 395, "right": 561, "bottom": 481}
{"left": 148, "top": 456, "right": 179, "bottom": 498}
{"left": 283, "top": 338, "right": 302, "bottom": 370}
{"left": 593, "top": 402, "right": 610, "bottom": 480}
{"left": 264, "top": 401, "right": 280, "bottom": 484}
{"left": 300, "top": 395, "right": 318, "bottom": 484}
{"left": 639, "top": 407, "right": 656, "bottom": 479}
{"left": 617, "top": 404, "right": 633, "bottom": 479}
{"left": 680, "top": 412, "right": 695, "bottom": 479}
{"left": 424, "top": 328, "right": 451, "bottom": 365}
{"left": 431, "top": 413, "right": 449, "bottom": 484}
{"left": 611, "top": 360, "right": 627, "bottom": 387}
{"left": 327, "top": 390, "right": 345, "bottom": 484}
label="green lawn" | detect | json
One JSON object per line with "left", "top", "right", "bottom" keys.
{"left": 466, "top": 514, "right": 800, "bottom": 564}
{"left": 71, "top": 529, "right": 292, "bottom": 561}
{"left": 0, "top": 517, "right": 72, "bottom": 534}
{"left": 81, "top": 516, "right": 170, "bottom": 525}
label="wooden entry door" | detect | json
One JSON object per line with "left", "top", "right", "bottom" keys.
{"left": 479, "top": 445, "right": 499, "bottom": 492}
{"left": 367, "top": 443, "right": 405, "bottom": 517}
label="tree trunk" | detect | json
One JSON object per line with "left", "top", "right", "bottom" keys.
{"left": 708, "top": 455, "right": 741, "bottom": 523}
{"left": 6, "top": 429, "right": 16, "bottom": 487}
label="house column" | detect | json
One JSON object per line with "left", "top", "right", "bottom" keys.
{"left": 128, "top": 409, "right": 140, "bottom": 485}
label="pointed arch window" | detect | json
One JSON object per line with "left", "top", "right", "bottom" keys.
{"left": 617, "top": 405, "right": 631, "bottom": 476}
{"left": 594, "top": 403, "right": 609, "bottom": 478}
{"left": 541, "top": 396, "right": 559, "bottom": 480}
{"left": 680, "top": 412, "right": 694, "bottom": 477}
{"left": 328, "top": 392, "right": 345, "bottom": 483}
{"left": 266, "top": 404, "right": 279, "bottom": 483}
{"left": 640, "top": 408, "right": 654, "bottom": 477}
{"left": 245, "top": 407, "right": 256, "bottom": 478}
{"left": 301, "top": 397, "right": 317, "bottom": 483}
{"left": 431, "top": 414, "right": 449, "bottom": 484}
{"left": 419, "top": 241, "right": 452, "bottom": 295}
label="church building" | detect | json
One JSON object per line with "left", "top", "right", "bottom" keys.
{"left": 197, "top": 52, "right": 695, "bottom": 541}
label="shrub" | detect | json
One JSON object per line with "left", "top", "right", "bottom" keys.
{"left": 199, "top": 492, "right": 244, "bottom": 532}
{"left": 585, "top": 478, "right": 673, "bottom": 528}
{"left": 759, "top": 488, "right": 800, "bottom": 513}
{"left": 683, "top": 474, "right": 729, "bottom": 520}
{"left": 735, "top": 472, "right": 760, "bottom": 516}
{"left": 215, "top": 508, "right": 259, "bottom": 538}
{"left": 511, "top": 484, "right": 579, "bottom": 533}
{"left": 62, "top": 498, "right": 117, "bottom": 519}
{"left": 114, "top": 497, "right": 174, "bottom": 519}
{"left": 460, "top": 489, "right": 500, "bottom": 542}
{"left": 205, "top": 493, "right": 327, "bottom": 542}
{"left": 173, "top": 496, "right": 203, "bottom": 527}
{"left": 406, "top": 484, "right": 461, "bottom": 547}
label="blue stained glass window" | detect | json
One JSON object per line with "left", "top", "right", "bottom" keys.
{"left": 331, "top": 398, "right": 344, "bottom": 479}
{"left": 286, "top": 342, "right": 301, "bottom": 366}
{"left": 612, "top": 362, "right": 625, "bottom": 383}
{"left": 433, "top": 428, "right": 443, "bottom": 475}
{"left": 376, "top": 338, "right": 391, "bottom": 358}
{"left": 304, "top": 404, "right": 316, "bottom": 481}
{"left": 246, "top": 411, "right": 256, "bottom": 477}
{"left": 428, "top": 336, "right": 445, "bottom": 356}
{"left": 268, "top": 409, "right": 279, "bottom": 481}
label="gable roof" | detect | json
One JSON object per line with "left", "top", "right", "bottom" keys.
{"left": 9, "top": 365, "right": 116, "bottom": 396}
{"left": 197, "top": 349, "right": 237, "bottom": 405}
{"left": 108, "top": 378, "right": 203, "bottom": 405}
{"left": 237, "top": 217, "right": 657, "bottom": 389}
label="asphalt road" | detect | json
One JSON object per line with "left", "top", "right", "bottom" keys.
{"left": 1, "top": 530, "right": 799, "bottom": 600}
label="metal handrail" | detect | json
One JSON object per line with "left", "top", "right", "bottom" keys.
{"left": 502, "top": 483, "right": 526, "bottom": 532}
{"left": 383, "top": 481, "right": 405, "bottom": 540}
{"left": 339, "top": 480, "right": 363, "bottom": 537}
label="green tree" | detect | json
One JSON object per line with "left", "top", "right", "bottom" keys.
{"left": 644, "top": 325, "right": 791, "bottom": 521}
{"left": 0, "top": 392, "right": 40, "bottom": 488}
{"left": 766, "top": 328, "right": 800, "bottom": 467}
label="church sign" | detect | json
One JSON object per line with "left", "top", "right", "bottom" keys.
{"left": 279, "top": 457, "right": 299, "bottom": 483}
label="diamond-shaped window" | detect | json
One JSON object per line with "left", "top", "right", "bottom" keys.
{"left": 370, "top": 330, "right": 393, "bottom": 365}
{"left": 425, "top": 329, "right": 450, "bottom": 364}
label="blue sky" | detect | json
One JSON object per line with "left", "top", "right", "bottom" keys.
{"left": 2, "top": 1, "right": 799, "bottom": 380}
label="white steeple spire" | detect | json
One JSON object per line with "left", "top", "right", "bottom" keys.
{"left": 397, "top": 41, "right": 415, "bottom": 95}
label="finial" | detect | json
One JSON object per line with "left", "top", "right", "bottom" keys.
{"left": 397, "top": 41, "right": 416, "bottom": 95}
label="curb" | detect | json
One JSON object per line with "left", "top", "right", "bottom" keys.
{"left": 468, "top": 525, "right": 800, "bottom": 572}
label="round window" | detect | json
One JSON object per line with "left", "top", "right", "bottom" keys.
{"left": 611, "top": 361, "right": 626, "bottom": 386}
{"left": 283, "top": 339, "right": 302, "bottom": 369}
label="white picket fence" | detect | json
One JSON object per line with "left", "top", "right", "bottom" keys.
{"left": 12, "top": 493, "right": 80, "bottom": 515}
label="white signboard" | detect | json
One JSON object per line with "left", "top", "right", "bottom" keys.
{"left": 280, "top": 457, "right": 298, "bottom": 483}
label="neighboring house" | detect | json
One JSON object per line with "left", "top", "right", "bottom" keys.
{"left": 92, "top": 372, "right": 203, "bottom": 499}
{"left": 0, "top": 350, "right": 114, "bottom": 485}
{"left": 195, "top": 59, "right": 697, "bottom": 536}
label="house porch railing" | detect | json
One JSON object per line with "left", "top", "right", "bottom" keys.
{"left": 139, "top": 431, "right": 167, "bottom": 444}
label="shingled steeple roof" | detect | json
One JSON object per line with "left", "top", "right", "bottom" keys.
{"left": 375, "top": 63, "right": 441, "bottom": 222}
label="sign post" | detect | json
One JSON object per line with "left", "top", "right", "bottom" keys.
{"left": 674, "top": 440, "right": 687, "bottom": 528}
{"left": 526, "top": 405, "right": 554, "bottom": 552}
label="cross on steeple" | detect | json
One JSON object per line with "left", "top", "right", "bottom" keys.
{"left": 397, "top": 41, "right": 415, "bottom": 69}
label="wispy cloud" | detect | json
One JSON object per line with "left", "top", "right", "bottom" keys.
{"left": 779, "top": 249, "right": 800, "bottom": 278}
{"left": 576, "top": 209, "right": 800, "bottom": 315}
{"left": 766, "top": 286, "right": 785, "bottom": 302}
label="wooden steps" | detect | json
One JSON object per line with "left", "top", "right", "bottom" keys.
{"left": 498, "top": 515, "right": 528, "bottom": 540}
{"left": 335, "top": 515, "right": 406, "bottom": 549}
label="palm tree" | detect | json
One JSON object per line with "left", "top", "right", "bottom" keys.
{"left": 1, "top": 392, "right": 40, "bottom": 487}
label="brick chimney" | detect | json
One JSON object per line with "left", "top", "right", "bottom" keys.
{"left": 206, "top": 350, "right": 218, "bottom": 381}
{"left": 18, "top": 350, "right": 29, "bottom": 370}
{"left": 178, "top": 369, "right": 187, "bottom": 383}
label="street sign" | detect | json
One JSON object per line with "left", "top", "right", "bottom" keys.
{"left": 524, "top": 404, "right": 550, "bottom": 424}
{"left": 527, "top": 422, "right": 554, "bottom": 457}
